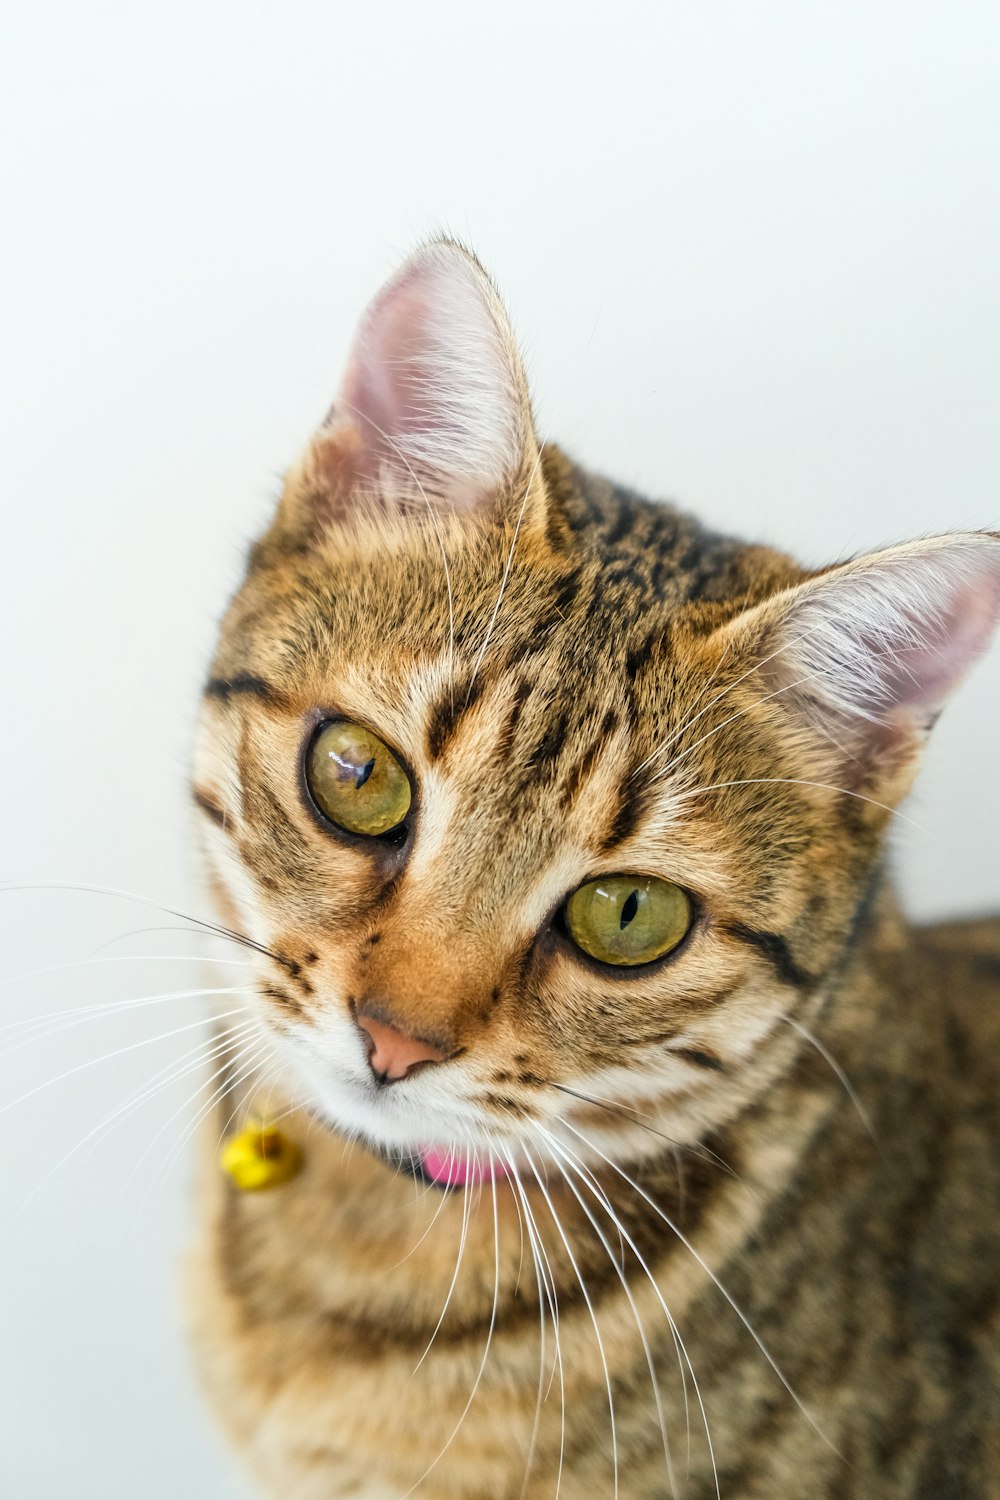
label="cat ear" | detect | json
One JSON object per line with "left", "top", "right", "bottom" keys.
{"left": 301, "top": 241, "right": 538, "bottom": 517}
{"left": 719, "top": 533, "right": 1000, "bottom": 786}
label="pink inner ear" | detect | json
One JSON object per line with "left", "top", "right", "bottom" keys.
{"left": 328, "top": 245, "right": 526, "bottom": 510}
{"left": 339, "top": 275, "right": 440, "bottom": 468}
{"left": 878, "top": 568, "right": 1000, "bottom": 720}
{"left": 786, "top": 538, "right": 1000, "bottom": 733}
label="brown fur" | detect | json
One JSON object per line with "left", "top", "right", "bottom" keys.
{"left": 187, "top": 245, "right": 999, "bottom": 1498}
{"left": 189, "top": 910, "right": 1000, "bottom": 1498}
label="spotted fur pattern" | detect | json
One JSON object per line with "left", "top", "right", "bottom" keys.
{"left": 188, "top": 244, "right": 1000, "bottom": 1498}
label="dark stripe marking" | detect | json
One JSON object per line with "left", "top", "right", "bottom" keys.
{"left": 725, "top": 922, "right": 817, "bottom": 990}
{"left": 481, "top": 1094, "right": 530, "bottom": 1117}
{"left": 205, "top": 673, "right": 278, "bottom": 704}
{"left": 600, "top": 774, "right": 647, "bottom": 852}
{"left": 497, "top": 676, "right": 533, "bottom": 757}
{"left": 424, "top": 675, "right": 484, "bottom": 761}
{"left": 260, "top": 984, "right": 310, "bottom": 1021}
{"left": 672, "top": 1045, "right": 724, "bottom": 1072}
{"left": 527, "top": 708, "right": 571, "bottom": 773}
{"left": 602, "top": 503, "right": 637, "bottom": 548}
{"left": 559, "top": 733, "right": 604, "bottom": 810}
{"left": 192, "top": 786, "right": 227, "bottom": 829}
{"left": 625, "top": 640, "right": 651, "bottom": 679}
{"left": 550, "top": 564, "right": 586, "bottom": 618}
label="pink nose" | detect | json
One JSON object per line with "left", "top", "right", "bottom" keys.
{"left": 355, "top": 1013, "right": 449, "bottom": 1083}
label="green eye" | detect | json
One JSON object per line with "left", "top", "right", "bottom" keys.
{"left": 306, "top": 720, "right": 412, "bottom": 837}
{"left": 565, "top": 875, "right": 692, "bottom": 967}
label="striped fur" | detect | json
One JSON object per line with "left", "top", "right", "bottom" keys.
{"left": 187, "top": 245, "right": 1000, "bottom": 1498}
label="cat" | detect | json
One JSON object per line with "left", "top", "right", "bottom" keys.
{"left": 187, "top": 241, "right": 1000, "bottom": 1498}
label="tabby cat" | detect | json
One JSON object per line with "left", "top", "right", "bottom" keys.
{"left": 188, "top": 242, "right": 1000, "bottom": 1498}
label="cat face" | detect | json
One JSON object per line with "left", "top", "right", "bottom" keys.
{"left": 194, "top": 243, "right": 1000, "bottom": 1181}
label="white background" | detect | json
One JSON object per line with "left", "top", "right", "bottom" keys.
{"left": 1, "top": 3, "right": 998, "bottom": 1495}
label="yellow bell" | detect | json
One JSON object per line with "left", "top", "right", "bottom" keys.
{"left": 220, "top": 1120, "right": 302, "bottom": 1191}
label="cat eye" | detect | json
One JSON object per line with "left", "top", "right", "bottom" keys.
{"left": 305, "top": 720, "right": 412, "bottom": 837}
{"left": 565, "top": 875, "right": 692, "bottom": 968}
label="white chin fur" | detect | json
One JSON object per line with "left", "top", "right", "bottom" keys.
{"left": 274, "top": 1023, "right": 515, "bottom": 1160}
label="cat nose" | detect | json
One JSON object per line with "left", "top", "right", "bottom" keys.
{"left": 354, "top": 1010, "right": 450, "bottom": 1084}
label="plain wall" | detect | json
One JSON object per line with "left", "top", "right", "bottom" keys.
{"left": 1, "top": 3, "right": 998, "bottom": 1494}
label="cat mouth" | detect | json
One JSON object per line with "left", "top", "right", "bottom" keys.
{"left": 413, "top": 1147, "right": 509, "bottom": 1190}
{"left": 297, "top": 1087, "right": 512, "bottom": 1190}
{"left": 377, "top": 1145, "right": 514, "bottom": 1191}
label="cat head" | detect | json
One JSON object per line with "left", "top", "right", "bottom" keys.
{"left": 194, "top": 241, "right": 1000, "bottom": 1181}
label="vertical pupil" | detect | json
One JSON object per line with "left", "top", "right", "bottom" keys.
{"left": 620, "top": 889, "right": 639, "bottom": 929}
{"left": 355, "top": 755, "right": 376, "bottom": 790}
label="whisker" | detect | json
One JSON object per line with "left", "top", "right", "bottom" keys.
{"left": 780, "top": 1014, "right": 877, "bottom": 1141}
{"left": 522, "top": 1143, "right": 620, "bottom": 1500}
{"left": 98, "top": 1027, "right": 266, "bottom": 1226}
{"left": 500, "top": 1147, "right": 559, "bottom": 1500}
{"left": 0, "top": 982, "right": 254, "bottom": 1055}
{"left": 560, "top": 1118, "right": 842, "bottom": 1460}
{"left": 667, "top": 775, "right": 923, "bottom": 829}
{"left": 506, "top": 1147, "right": 566, "bottom": 1476}
{"left": 410, "top": 1161, "right": 474, "bottom": 1376}
{"left": 255, "top": 1077, "right": 309, "bottom": 1135}
{"left": 383, "top": 1188, "right": 449, "bottom": 1272}
{"left": 538, "top": 1126, "right": 720, "bottom": 1495}
{"left": 648, "top": 671, "right": 820, "bottom": 787}
{"left": 0, "top": 1005, "right": 252, "bottom": 1121}
{"left": 631, "top": 630, "right": 738, "bottom": 782}
{"left": 402, "top": 1156, "right": 502, "bottom": 1498}
{"left": 632, "top": 629, "right": 810, "bottom": 779}
{"left": 104, "top": 1018, "right": 261, "bottom": 1145}
{"left": 210, "top": 1032, "right": 289, "bottom": 1156}
{"left": 381, "top": 1175, "right": 454, "bottom": 1273}
{"left": 121, "top": 1024, "right": 269, "bottom": 1209}
{"left": 0, "top": 881, "right": 286, "bottom": 965}
{"left": 137, "top": 1049, "right": 294, "bottom": 1237}
{"left": 0, "top": 1018, "right": 257, "bottom": 1242}
{"left": 534, "top": 1130, "right": 679, "bottom": 1498}
{"left": 0, "top": 949, "right": 251, "bottom": 1004}
{"left": 133, "top": 1035, "right": 274, "bottom": 1221}
{"left": 634, "top": 602, "right": 883, "bottom": 787}
{"left": 85, "top": 923, "right": 257, "bottom": 957}
{"left": 549, "top": 1082, "right": 741, "bottom": 1181}
{"left": 503, "top": 1143, "right": 526, "bottom": 1297}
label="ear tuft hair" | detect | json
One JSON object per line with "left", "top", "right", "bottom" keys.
{"left": 319, "top": 240, "right": 536, "bottom": 513}
{"left": 776, "top": 535, "right": 1000, "bottom": 731}
{"left": 721, "top": 534, "right": 1000, "bottom": 785}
